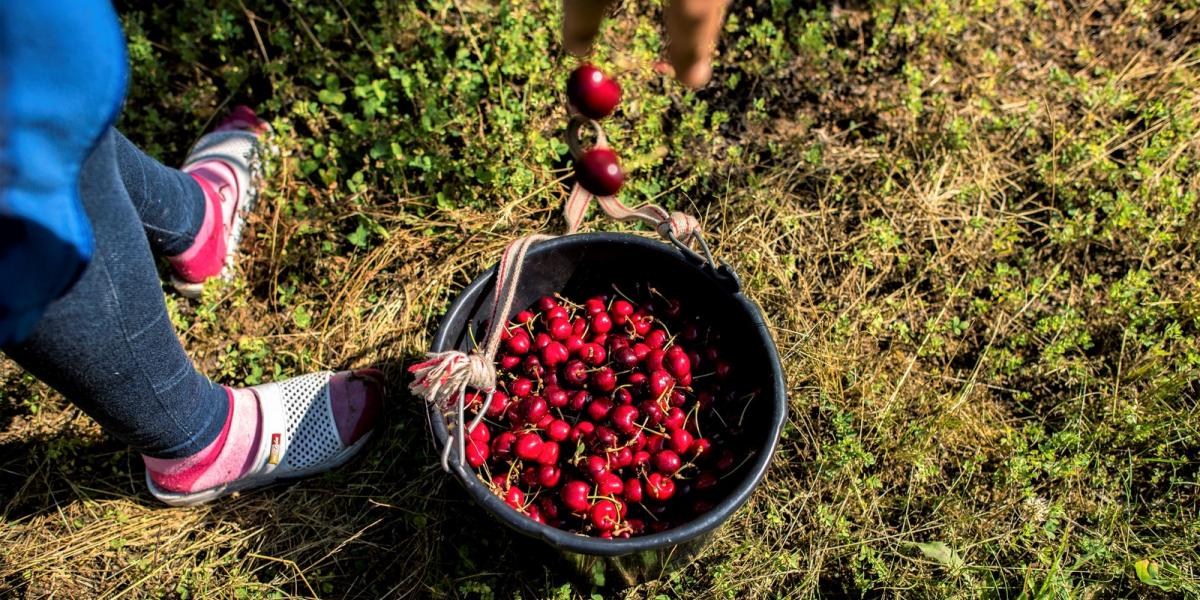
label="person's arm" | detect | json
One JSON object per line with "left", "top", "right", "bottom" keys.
{"left": 562, "top": 0, "right": 730, "bottom": 88}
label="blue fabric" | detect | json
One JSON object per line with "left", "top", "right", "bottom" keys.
{"left": 3, "top": 129, "right": 228, "bottom": 459}
{"left": 0, "top": 1, "right": 128, "bottom": 344}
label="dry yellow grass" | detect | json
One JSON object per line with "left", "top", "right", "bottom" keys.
{"left": 3, "top": 0, "right": 1200, "bottom": 597}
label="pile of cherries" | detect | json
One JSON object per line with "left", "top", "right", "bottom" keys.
{"left": 459, "top": 288, "right": 747, "bottom": 538}
{"left": 566, "top": 64, "right": 625, "bottom": 198}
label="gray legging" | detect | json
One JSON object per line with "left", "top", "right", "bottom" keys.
{"left": 3, "top": 129, "right": 228, "bottom": 459}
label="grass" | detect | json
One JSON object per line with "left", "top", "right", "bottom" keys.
{"left": 2, "top": 0, "right": 1199, "bottom": 597}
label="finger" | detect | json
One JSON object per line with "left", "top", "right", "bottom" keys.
{"left": 664, "top": 0, "right": 729, "bottom": 87}
{"left": 562, "top": 0, "right": 617, "bottom": 57}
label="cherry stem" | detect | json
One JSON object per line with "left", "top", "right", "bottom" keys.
{"left": 566, "top": 115, "right": 607, "bottom": 161}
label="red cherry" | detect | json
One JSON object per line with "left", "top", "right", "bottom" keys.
{"left": 669, "top": 389, "right": 687, "bottom": 407}
{"left": 716, "top": 448, "right": 736, "bottom": 472}
{"left": 623, "top": 478, "right": 644, "bottom": 503}
{"left": 569, "top": 390, "right": 592, "bottom": 412}
{"left": 628, "top": 429, "right": 647, "bottom": 451}
{"left": 587, "top": 397, "right": 614, "bottom": 422}
{"left": 632, "top": 343, "right": 651, "bottom": 361}
{"left": 645, "top": 329, "right": 667, "bottom": 349}
{"left": 596, "top": 472, "right": 624, "bottom": 496}
{"left": 537, "top": 441, "right": 561, "bottom": 465}
{"left": 648, "top": 370, "right": 675, "bottom": 398}
{"left": 499, "top": 354, "right": 521, "bottom": 370}
{"left": 695, "top": 470, "right": 719, "bottom": 491}
{"left": 614, "top": 387, "right": 634, "bottom": 405}
{"left": 663, "top": 407, "right": 686, "bottom": 431}
{"left": 468, "top": 422, "right": 491, "bottom": 443}
{"left": 515, "top": 310, "right": 535, "bottom": 324}
{"left": 491, "top": 431, "right": 517, "bottom": 459}
{"left": 609, "top": 404, "right": 639, "bottom": 433}
{"left": 573, "top": 317, "right": 589, "bottom": 336}
{"left": 591, "top": 367, "right": 617, "bottom": 392}
{"left": 629, "top": 313, "right": 653, "bottom": 336}
{"left": 715, "top": 360, "right": 733, "bottom": 380}
{"left": 465, "top": 438, "right": 489, "bottom": 467}
{"left": 548, "top": 317, "right": 572, "bottom": 340}
{"left": 614, "top": 497, "right": 628, "bottom": 519}
{"left": 645, "top": 473, "right": 675, "bottom": 500}
{"left": 568, "top": 64, "right": 621, "bottom": 119}
{"left": 612, "top": 299, "right": 634, "bottom": 318}
{"left": 538, "top": 465, "right": 562, "bottom": 488}
{"left": 590, "top": 499, "right": 620, "bottom": 531}
{"left": 613, "top": 347, "right": 639, "bottom": 369}
{"left": 536, "top": 296, "right": 559, "bottom": 312}
{"left": 541, "top": 341, "right": 569, "bottom": 367}
{"left": 563, "top": 360, "right": 589, "bottom": 386}
{"left": 584, "top": 298, "right": 605, "bottom": 314}
{"left": 505, "top": 331, "right": 531, "bottom": 355}
{"left": 565, "top": 335, "right": 585, "bottom": 353}
{"left": 545, "top": 387, "right": 568, "bottom": 408}
{"left": 633, "top": 450, "right": 652, "bottom": 468}
{"left": 669, "top": 429, "right": 694, "bottom": 455}
{"left": 562, "top": 480, "right": 592, "bottom": 513}
{"left": 653, "top": 450, "right": 682, "bottom": 475}
{"left": 539, "top": 496, "right": 561, "bottom": 520}
{"left": 522, "top": 396, "right": 548, "bottom": 423}
{"left": 626, "top": 518, "right": 645, "bottom": 534}
{"left": 580, "top": 343, "right": 607, "bottom": 366}
{"left": 584, "top": 454, "right": 610, "bottom": 480}
{"left": 570, "top": 420, "right": 595, "bottom": 442}
{"left": 627, "top": 372, "right": 648, "bottom": 393}
{"left": 486, "top": 391, "right": 510, "bottom": 418}
{"left": 515, "top": 433, "right": 544, "bottom": 461}
{"left": 639, "top": 400, "right": 663, "bottom": 425}
{"left": 644, "top": 349, "right": 666, "bottom": 372}
{"left": 547, "top": 419, "right": 571, "bottom": 441}
{"left": 665, "top": 346, "right": 691, "bottom": 379}
{"left": 526, "top": 504, "right": 545, "bottom": 523}
{"left": 611, "top": 446, "right": 633, "bottom": 468}
{"left": 536, "top": 414, "right": 554, "bottom": 430}
{"left": 662, "top": 298, "right": 683, "bottom": 319}
{"left": 691, "top": 437, "right": 713, "bottom": 458}
{"left": 677, "top": 371, "right": 693, "bottom": 387}
{"left": 545, "top": 306, "right": 569, "bottom": 322}
{"left": 504, "top": 486, "right": 525, "bottom": 509}
{"left": 590, "top": 425, "right": 618, "bottom": 450}
{"left": 575, "top": 147, "right": 624, "bottom": 197}
{"left": 534, "top": 332, "right": 552, "bottom": 349}
{"left": 522, "top": 354, "right": 545, "bottom": 379}
{"left": 590, "top": 312, "right": 613, "bottom": 334}
{"left": 509, "top": 378, "right": 533, "bottom": 398}
{"left": 522, "top": 465, "right": 540, "bottom": 487}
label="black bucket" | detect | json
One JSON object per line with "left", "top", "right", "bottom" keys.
{"left": 428, "top": 232, "right": 787, "bottom": 587}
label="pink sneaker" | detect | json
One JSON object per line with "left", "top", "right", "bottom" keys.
{"left": 168, "top": 106, "right": 271, "bottom": 297}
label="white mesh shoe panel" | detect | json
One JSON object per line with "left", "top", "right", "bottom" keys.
{"left": 279, "top": 372, "right": 344, "bottom": 472}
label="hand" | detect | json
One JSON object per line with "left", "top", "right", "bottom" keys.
{"left": 562, "top": 0, "right": 730, "bottom": 88}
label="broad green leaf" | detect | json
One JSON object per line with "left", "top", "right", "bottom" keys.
{"left": 915, "top": 541, "right": 966, "bottom": 571}
{"left": 318, "top": 88, "right": 346, "bottom": 105}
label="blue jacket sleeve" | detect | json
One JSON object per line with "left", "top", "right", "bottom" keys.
{"left": 0, "top": 1, "right": 128, "bottom": 345}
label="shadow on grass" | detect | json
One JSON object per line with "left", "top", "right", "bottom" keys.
{"left": 0, "top": 356, "right": 592, "bottom": 598}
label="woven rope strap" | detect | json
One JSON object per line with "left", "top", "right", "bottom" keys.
{"left": 411, "top": 119, "right": 710, "bottom": 472}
